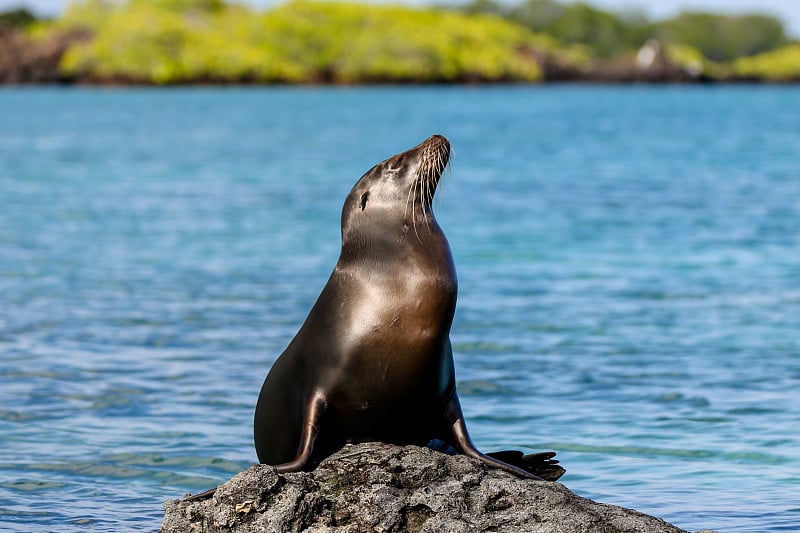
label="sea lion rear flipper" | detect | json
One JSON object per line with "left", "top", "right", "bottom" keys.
{"left": 486, "top": 450, "right": 565, "bottom": 481}
{"left": 443, "top": 394, "right": 550, "bottom": 481}
{"left": 182, "top": 486, "right": 218, "bottom": 501}
{"left": 273, "top": 390, "right": 327, "bottom": 473}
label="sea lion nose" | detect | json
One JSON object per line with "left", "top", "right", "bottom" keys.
{"left": 427, "top": 134, "right": 449, "bottom": 146}
{"left": 423, "top": 135, "right": 450, "bottom": 156}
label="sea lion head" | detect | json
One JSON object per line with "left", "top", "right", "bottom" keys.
{"left": 341, "top": 135, "right": 451, "bottom": 243}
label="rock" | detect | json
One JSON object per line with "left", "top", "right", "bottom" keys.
{"left": 0, "top": 27, "right": 88, "bottom": 84}
{"left": 162, "top": 442, "right": 707, "bottom": 533}
{"left": 574, "top": 40, "right": 703, "bottom": 84}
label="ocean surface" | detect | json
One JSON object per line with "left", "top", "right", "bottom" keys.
{"left": 1, "top": 86, "right": 799, "bottom": 532}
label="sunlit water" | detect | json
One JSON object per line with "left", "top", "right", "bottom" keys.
{"left": 1, "top": 86, "right": 799, "bottom": 532}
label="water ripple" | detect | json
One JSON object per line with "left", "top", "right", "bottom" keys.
{"left": 2, "top": 86, "right": 799, "bottom": 533}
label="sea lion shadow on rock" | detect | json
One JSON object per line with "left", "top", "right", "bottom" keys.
{"left": 185, "top": 135, "right": 563, "bottom": 501}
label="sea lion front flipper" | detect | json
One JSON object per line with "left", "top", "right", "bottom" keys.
{"left": 273, "top": 390, "right": 327, "bottom": 473}
{"left": 443, "top": 394, "right": 544, "bottom": 481}
{"left": 486, "top": 450, "right": 566, "bottom": 481}
{"left": 184, "top": 392, "right": 327, "bottom": 501}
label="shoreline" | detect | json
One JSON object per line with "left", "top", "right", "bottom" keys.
{"left": 2, "top": 78, "right": 797, "bottom": 87}
{"left": 3, "top": 25, "right": 799, "bottom": 87}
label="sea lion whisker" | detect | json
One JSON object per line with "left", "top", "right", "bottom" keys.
{"left": 418, "top": 176, "right": 428, "bottom": 236}
{"left": 404, "top": 168, "right": 415, "bottom": 220}
{"left": 421, "top": 170, "right": 431, "bottom": 230}
{"left": 411, "top": 174, "right": 421, "bottom": 240}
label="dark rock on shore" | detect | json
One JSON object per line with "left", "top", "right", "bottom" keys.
{"left": 162, "top": 442, "right": 714, "bottom": 533}
{"left": 538, "top": 39, "right": 706, "bottom": 84}
{"left": 583, "top": 40, "right": 703, "bottom": 83}
{"left": 0, "top": 27, "right": 88, "bottom": 84}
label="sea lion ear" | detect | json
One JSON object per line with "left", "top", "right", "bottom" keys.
{"left": 385, "top": 154, "right": 406, "bottom": 173}
{"left": 359, "top": 192, "right": 369, "bottom": 211}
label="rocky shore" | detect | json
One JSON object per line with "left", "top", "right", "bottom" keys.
{"left": 162, "top": 442, "right": 717, "bottom": 533}
{"left": 0, "top": 27, "right": 88, "bottom": 84}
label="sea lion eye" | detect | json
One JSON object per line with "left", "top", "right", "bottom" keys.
{"left": 360, "top": 192, "right": 369, "bottom": 210}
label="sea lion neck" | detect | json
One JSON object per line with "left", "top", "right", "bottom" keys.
{"left": 338, "top": 206, "right": 450, "bottom": 268}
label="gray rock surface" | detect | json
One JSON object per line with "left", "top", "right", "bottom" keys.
{"left": 162, "top": 442, "right": 706, "bottom": 533}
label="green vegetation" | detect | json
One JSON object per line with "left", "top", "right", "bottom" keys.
{"left": 731, "top": 44, "right": 800, "bottom": 81}
{"left": 55, "top": 0, "right": 558, "bottom": 83}
{"left": 458, "top": 0, "right": 792, "bottom": 62}
{"left": 4, "top": 0, "right": 797, "bottom": 84}
{"left": 656, "top": 12, "right": 788, "bottom": 62}
{"left": 0, "top": 7, "right": 37, "bottom": 28}
{"left": 664, "top": 43, "right": 719, "bottom": 78}
{"left": 506, "top": 0, "right": 651, "bottom": 58}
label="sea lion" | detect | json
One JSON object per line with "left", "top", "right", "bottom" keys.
{"left": 251, "top": 134, "right": 564, "bottom": 483}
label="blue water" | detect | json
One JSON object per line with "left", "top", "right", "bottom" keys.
{"left": 1, "top": 86, "right": 799, "bottom": 532}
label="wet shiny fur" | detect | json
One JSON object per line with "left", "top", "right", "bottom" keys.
{"left": 253, "top": 135, "right": 563, "bottom": 482}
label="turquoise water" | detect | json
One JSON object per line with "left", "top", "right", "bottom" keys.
{"left": 1, "top": 86, "right": 799, "bottom": 532}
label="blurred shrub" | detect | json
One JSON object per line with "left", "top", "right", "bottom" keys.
{"left": 509, "top": 0, "right": 651, "bottom": 58}
{"left": 664, "top": 44, "right": 721, "bottom": 78}
{"left": 457, "top": 0, "right": 790, "bottom": 65}
{"left": 653, "top": 12, "right": 788, "bottom": 62}
{"left": 130, "top": 0, "right": 225, "bottom": 12}
{"left": 0, "top": 8, "right": 37, "bottom": 28}
{"left": 62, "top": 3, "right": 190, "bottom": 82}
{"left": 58, "top": 0, "right": 550, "bottom": 83}
{"left": 42, "top": 0, "right": 800, "bottom": 83}
{"left": 268, "top": 1, "right": 550, "bottom": 82}
{"left": 59, "top": 0, "right": 119, "bottom": 32}
{"left": 730, "top": 44, "right": 800, "bottom": 81}
{"left": 462, "top": 0, "right": 652, "bottom": 58}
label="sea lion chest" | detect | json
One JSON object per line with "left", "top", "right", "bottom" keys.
{"left": 323, "top": 256, "right": 456, "bottom": 402}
